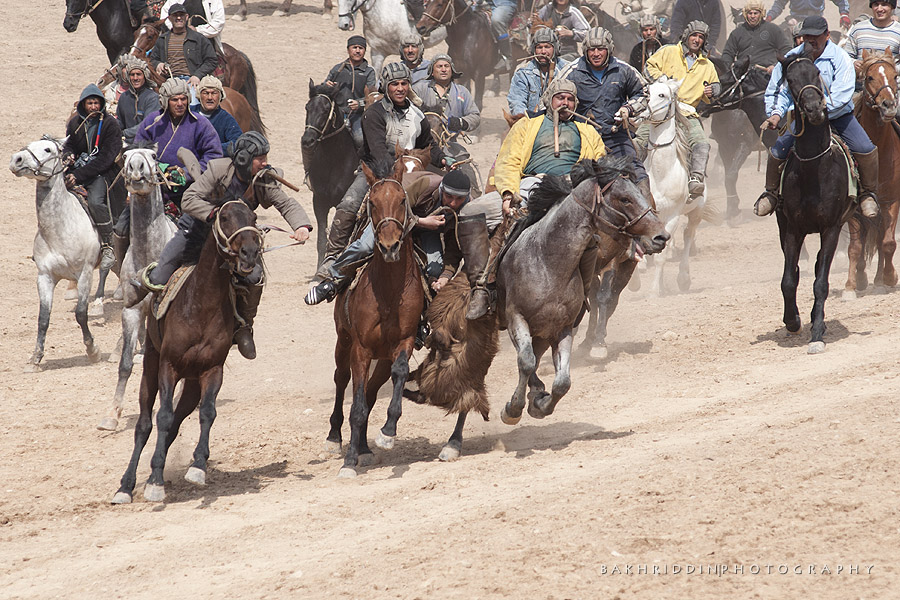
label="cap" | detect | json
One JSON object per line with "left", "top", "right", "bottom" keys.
{"left": 797, "top": 16, "right": 828, "bottom": 36}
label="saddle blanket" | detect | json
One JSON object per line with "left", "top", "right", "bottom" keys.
{"left": 152, "top": 265, "right": 195, "bottom": 321}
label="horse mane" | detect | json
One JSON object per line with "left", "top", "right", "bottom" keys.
{"left": 124, "top": 140, "right": 157, "bottom": 152}
{"left": 365, "top": 157, "right": 395, "bottom": 180}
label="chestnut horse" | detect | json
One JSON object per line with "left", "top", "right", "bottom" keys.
{"left": 845, "top": 49, "right": 900, "bottom": 298}
{"left": 111, "top": 200, "right": 263, "bottom": 503}
{"left": 327, "top": 157, "right": 424, "bottom": 478}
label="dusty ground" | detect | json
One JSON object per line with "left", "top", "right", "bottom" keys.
{"left": 2, "top": 1, "right": 898, "bottom": 598}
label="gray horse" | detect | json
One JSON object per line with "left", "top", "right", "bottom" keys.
{"left": 99, "top": 145, "right": 176, "bottom": 431}
{"left": 498, "top": 157, "right": 670, "bottom": 424}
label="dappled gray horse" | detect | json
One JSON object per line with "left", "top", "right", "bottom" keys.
{"left": 497, "top": 157, "right": 670, "bottom": 424}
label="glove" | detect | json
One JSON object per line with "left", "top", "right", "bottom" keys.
{"left": 840, "top": 13, "right": 851, "bottom": 29}
{"left": 765, "top": 14, "right": 773, "bottom": 21}
{"left": 444, "top": 156, "right": 457, "bottom": 167}
{"left": 447, "top": 116, "right": 467, "bottom": 131}
{"left": 614, "top": 106, "right": 631, "bottom": 123}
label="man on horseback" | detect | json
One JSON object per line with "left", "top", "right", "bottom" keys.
{"left": 414, "top": 54, "right": 483, "bottom": 194}
{"left": 629, "top": 14, "right": 669, "bottom": 73}
{"left": 487, "top": 0, "right": 518, "bottom": 72}
{"left": 845, "top": 0, "right": 900, "bottom": 64}
{"left": 755, "top": 15, "right": 880, "bottom": 218}
{"left": 535, "top": 0, "right": 591, "bottom": 62}
{"left": 149, "top": 3, "right": 218, "bottom": 99}
{"left": 117, "top": 56, "right": 160, "bottom": 145}
{"left": 670, "top": 0, "right": 723, "bottom": 52}
{"left": 766, "top": 0, "right": 851, "bottom": 32}
{"left": 400, "top": 33, "right": 432, "bottom": 85}
{"left": 723, "top": 0, "right": 791, "bottom": 76}
{"left": 316, "top": 62, "right": 447, "bottom": 280}
{"left": 641, "top": 20, "right": 720, "bottom": 202}
{"left": 508, "top": 27, "right": 569, "bottom": 117}
{"left": 561, "top": 27, "right": 653, "bottom": 206}
{"left": 192, "top": 75, "right": 243, "bottom": 154}
{"left": 160, "top": 0, "right": 226, "bottom": 54}
{"left": 62, "top": 84, "right": 123, "bottom": 270}
{"left": 142, "top": 132, "right": 312, "bottom": 359}
{"left": 324, "top": 35, "right": 377, "bottom": 151}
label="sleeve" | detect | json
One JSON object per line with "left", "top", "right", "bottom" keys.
{"left": 833, "top": 0, "right": 851, "bottom": 14}
{"left": 219, "top": 111, "right": 244, "bottom": 152}
{"left": 581, "top": 125, "right": 607, "bottom": 160}
{"left": 722, "top": 30, "right": 739, "bottom": 68}
{"left": 829, "top": 53, "right": 857, "bottom": 113}
{"left": 324, "top": 63, "right": 341, "bottom": 83}
{"left": 766, "top": 0, "right": 787, "bottom": 21}
{"left": 116, "top": 102, "right": 132, "bottom": 143}
{"left": 74, "top": 116, "right": 123, "bottom": 184}
{"left": 506, "top": 69, "right": 530, "bottom": 115}
{"left": 668, "top": 2, "right": 687, "bottom": 41}
{"left": 568, "top": 7, "right": 590, "bottom": 42}
{"left": 629, "top": 43, "right": 644, "bottom": 70}
{"left": 365, "top": 67, "right": 377, "bottom": 90}
{"left": 844, "top": 28, "right": 859, "bottom": 60}
{"left": 160, "top": 0, "right": 173, "bottom": 20}
{"left": 493, "top": 118, "right": 530, "bottom": 197}
{"left": 622, "top": 64, "right": 649, "bottom": 115}
{"left": 416, "top": 116, "right": 446, "bottom": 166}
{"left": 362, "top": 105, "right": 394, "bottom": 165}
{"left": 458, "top": 87, "right": 481, "bottom": 131}
{"left": 125, "top": 91, "right": 160, "bottom": 144}
{"left": 707, "top": 0, "right": 722, "bottom": 48}
{"left": 149, "top": 37, "right": 165, "bottom": 69}
{"left": 196, "top": 0, "right": 225, "bottom": 39}
{"left": 181, "top": 161, "right": 222, "bottom": 220}
{"left": 644, "top": 45, "right": 668, "bottom": 81}
{"left": 194, "top": 118, "right": 225, "bottom": 174}
{"left": 765, "top": 61, "right": 790, "bottom": 117}
{"left": 773, "top": 25, "right": 791, "bottom": 57}
{"left": 195, "top": 35, "right": 218, "bottom": 78}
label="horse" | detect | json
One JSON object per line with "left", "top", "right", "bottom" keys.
{"left": 235, "top": 0, "right": 334, "bottom": 19}
{"left": 844, "top": 49, "right": 900, "bottom": 298}
{"left": 111, "top": 200, "right": 263, "bottom": 503}
{"left": 497, "top": 157, "right": 669, "bottom": 424}
{"left": 63, "top": 0, "right": 137, "bottom": 63}
{"left": 326, "top": 157, "right": 425, "bottom": 478}
{"left": 10, "top": 137, "right": 121, "bottom": 372}
{"left": 641, "top": 77, "right": 721, "bottom": 295}
{"left": 99, "top": 144, "right": 177, "bottom": 432}
{"left": 774, "top": 55, "right": 854, "bottom": 354}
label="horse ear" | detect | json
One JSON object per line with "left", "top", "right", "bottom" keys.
{"left": 309, "top": 78, "right": 316, "bottom": 99}
{"left": 361, "top": 161, "right": 377, "bottom": 186}
{"left": 885, "top": 47, "right": 894, "bottom": 60}
{"left": 862, "top": 49, "right": 871, "bottom": 61}
{"left": 392, "top": 152, "right": 407, "bottom": 180}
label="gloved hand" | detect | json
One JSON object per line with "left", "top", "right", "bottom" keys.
{"left": 448, "top": 116, "right": 467, "bottom": 131}
{"left": 443, "top": 156, "right": 457, "bottom": 167}
{"left": 840, "top": 13, "right": 851, "bottom": 29}
{"left": 613, "top": 106, "right": 631, "bottom": 123}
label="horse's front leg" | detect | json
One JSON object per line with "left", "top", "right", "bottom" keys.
{"left": 530, "top": 328, "right": 573, "bottom": 419}
{"left": 843, "top": 216, "right": 865, "bottom": 298}
{"left": 144, "top": 361, "right": 179, "bottom": 502}
{"left": 501, "top": 313, "right": 534, "bottom": 425}
{"left": 377, "top": 348, "right": 411, "bottom": 449}
{"left": 677, "top": 211, "right": 701, "bottom": 293}
{"left": 27, "top": 273, "right": 57, "bottom": 371}
{"left": 76, "top": 268, "right": 101, "bottom": 362}
{"left": 777, "top": 217, "right": 803, "bottom": 334}
{"left": 877, "top": 200, "right": 899, "bottom": 288}
{"left": 808, "top": 226, "right": 841, "bottom": 353}
{"left": 89, "top": 266, "right": 109, "bottom": 318}
{"left": 439, "top": 412, "right": 469, "bottom": 462}
{"left": 185, "top": 369, "right": 224, "bottom": 486}
{"left": 327, "top": 334, "right": 352, "bottom": 454}
{"left": 99, "top": 302, "right": 143, "bottom": 430}
{"left": 339, "top": 347, "right": 373, "bottom": 478}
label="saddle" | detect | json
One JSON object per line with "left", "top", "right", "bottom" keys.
{"left": 780, "top": 134, "right": 858, "bottom": 200}
{"left": 152, "top": 265, "right": 196, "bottom": 320}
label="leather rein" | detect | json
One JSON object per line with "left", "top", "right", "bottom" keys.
{"left": 573, "top": 176, "right": 653, "bottom": 235}
{"left": 365, "top": 178, "right": 414, "bottom": 239}
{"left": 304, "top": 95, "right": 347, "bottom": 143}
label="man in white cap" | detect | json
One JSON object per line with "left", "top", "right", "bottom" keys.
{"left": 192, "top": 75, "right": 243, "bottom": 153}
{"left": 116, "top": 55, "right": 160, "bottom": 144}
{"left": 400, "top": 33, "right": 431, "bottom": 85}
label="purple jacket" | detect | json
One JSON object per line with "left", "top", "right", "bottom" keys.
{"left": 135, "top": 108, "right": 223, "bottom": 182}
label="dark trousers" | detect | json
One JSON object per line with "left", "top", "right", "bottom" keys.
{"left": 86, "top": 176, "right": 114, "bottom": 238}
{"left": 149, "top": 214, "right": 208, "bottom": 287}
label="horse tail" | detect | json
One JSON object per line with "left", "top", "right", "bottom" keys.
{"left": 861, "top": 211, "right": 881, "bottom": 265}
{"left": 248, "top": 106, "right": 267, "bottom": 135}
{"left": 236, "top": 49, "right": 260, "bottom": 115}
{"left": 700, "top": 196, "right": 724, "bottom": 226}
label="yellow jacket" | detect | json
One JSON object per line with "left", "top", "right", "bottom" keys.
{"left": 645, "top": 43, "right": 719, "bottom": 110}
{"left": 494, "top": 113, "right": 607, "bottom": 198}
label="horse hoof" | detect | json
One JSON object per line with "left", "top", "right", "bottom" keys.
{"left": 184, "top": 467, "right": 206, "bottom": 485}
{"left": 375, "top": 431, "right": 394, "bottom": 450}
{"left": 589, "top": 344, "right": 609, "bottom": 360}
{"left": 324, "top": 440, "right": 342, "bottom": 455}
{"left": 807, "top": 341, "right": 826, "bottom": 355}
{"left": 97, "top": 417, "right": 118, "bottom": 431}
{"left": 87, "top": 345, "right": 102, "bottom": 363}
{"left": 842, "top": 290, "right": 857, "bottom": 301}
{"left": 500, "top": 406, "right": 521, "bottom": 426}
{"left": 677, "top": 275, "right": 691, "bottom": 293}
{"left": 439, "top": 446, "right": 460, "bottom": 462}
{"left": 143, "top": 484, "right": 165, "bottom": 502}
{"left": 527, "top": 404, "right": 547, "bottom": 420}
{"left": 272, "top": 9, "right": 288, "bottom": 16}
{"left": 231, "top": 13, "right": 246, "bottom": 21}
{"left": 88, "top": 300, "right": 104, "bottom": 318}
{"left": 357, "top": 453, "right": 379, "bottom": 467}
{"left": 337, "top": 467, "right": 357, "bottom": 479}
{"left": 110, "top": 492, "right": 132, "bottom": 505}
{"left": 23, "top": 363, "right": 43, "bottom": 373}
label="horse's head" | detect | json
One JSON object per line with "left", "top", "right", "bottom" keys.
{"left": 362, "top": 159, "right": 409, "bottom": 262}
{"left": 132, "top": 20, "right": 165, "bottom": 55}
{"left": 417, "top": 0, "right": 455, "bottom": 35}
{"left": 729, "top": 6, "right": 743, "bottom": 26}
{"left": 337, "top": 0, "right": 362, "bottom": 30}
{"left": 63, "top": 0, "right": 88, "bottom": 32}
{"left": 122, "top": 144, "right": 160, "bottom": 195}
{"left": 782, "top": 55, "right": 827, "bottom": 125}
{"left": 573, "top": 157, "right": 669, "bottom": 254}
{"left": 859, "top": 48, "right": 898, "bottom": 121}
{"left": 646, "top": 77, "right": 680, "bottom": 122}
{"left": 302, "top": 80, "right": 347, "bottom": 148}
{"left": 213, "top": 200, "right": 262, "bottom": 276}
{"left": 398, "top": 144, "right": 431, "bottom": 173}
{"left": 10, "top": 137, "right": 66, "bottom": 181}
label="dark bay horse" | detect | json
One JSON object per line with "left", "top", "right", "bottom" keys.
{"left": 111, "top": 200, "right": 263, "bottom": 503}
{"left": 64, "top": 0, "right": 137, "bottom": 63}
{"left": 498, "top": 157, "right": 669, "bottom": 424}
{"left": 845, "top": 49, "right": 900, "bottom": 297}
{"left": 774, "top": 55, "right": 853, "bottom": 354}
{"left": 327, "top": 158, "right": 424, "bottom": 478}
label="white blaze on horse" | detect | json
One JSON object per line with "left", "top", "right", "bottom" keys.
{"left": 10, "top": 137, "right": 108, "bottom": 371}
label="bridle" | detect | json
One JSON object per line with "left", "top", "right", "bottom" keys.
{"left": 420, "top": 0, "right": 464, "bottom": 28}
{"left": 712, "top": 62, "right": 766, "bottom": 110}
{"left": 212, "top": 200, "right": 264, "bottom": 263}
{"left": 123, "top": 152, "right": 166, "bottom": 188}
{"left": 783, "top": 57, "right": 828, "bottom": 144}
{"left": 861, "top": 58, "right": 896, "bottom": 111}
{"left": 304, "top": 95, "right": 347, "bottom": 143}
{"left": 338, "top": 0, "right": 374, "bottom": 29}
{"left": 18, "top": 137, "right": 67, "bottom": 179}
{"left": 366, "top": 179, "right": 413, "bottom": 239}
{"left": 574, "top": 176, "right": 654, "bottom": 236}
{"left": 65, "top": 0, "right": 106, "bottom": 20}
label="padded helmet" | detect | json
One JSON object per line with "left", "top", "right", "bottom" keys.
{"left": 638, "top": 13, "right": 659, "bottom": 29}
{"left": 541, "top": 78, "right": 579, "bottom": 111}
{"left": 681, "top": 20, "right": 710, "bottom": 46}
{"left": 158, "top": 77, "right": 191, "bottom": 110}
{"left": 530, "top": 26, "right": 560, "bottom": 57}
{"left": 870, "top": 0, "right": 897, "bottom": 8}
{"left": 427, "top": 53, "right": 463, "bottom": 80}
{"left": 743, "top": 0, "right": 766, "bottom": 19}
{"left": 197, "top": 75, "right": 226, "bottom": 101}
{"left": 231, "top": 131, "right": 270, "bottom": 179}
{"left": 399, "top": 32, "right": 424, "bottom": 56}
{"left": 583, "top": 27, "right": 615, "bottom": 68}
{"left": 381, "top": 61, "right": 412, "bottom": 85}
{"left": 791, "top": 21, "right": 804, "bottom": 39}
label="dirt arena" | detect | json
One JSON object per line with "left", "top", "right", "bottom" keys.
{"left": 2, "top": 1, "right": 898, "bottom": 598}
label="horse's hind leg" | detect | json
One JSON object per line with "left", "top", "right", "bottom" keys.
{"left": 359, "top": 359, "right": 390, "bottom": 462}
{"left": 186, "top": 369, "right": 224, "bottom": 486}
{"left": 26, "top": 274, "right": 56, "bottom": 371}
{"left": 313, "top": 195, "right": 331, "bottom": 275}
{"left": 144, "top": 362, "right": 180, "bottom": 502}
{"left": 808, "top": 226, "right": 841, "bottom": 353}
{"left": 373, "top": 356, "right": 401, "bottom": 451}
{"left": 530, "top": 330, "right": 573, "bottom": 419}
{"left": 327, "top": 335, "right": 352, "bottom": 453}
{"left": 339, "top": 349, "right": 373, "bottom": 478}
{"left": 440, "top": 412, "right": 469, "bottom": 462}
{"left": 76, "top": 270, "right": 101, "bottom": 362}
{"left": 844, "top": 217, "right": 864, "bottom": 298}
{"left": 778, "top": 219, "right": 804, "bottom": 334}
{"left": 877, "top": 199, "right": 899, "bottom": 288}
{"left": 99, "top": 304, "right": 143, "bottom": 430}
{"left": 677, "top": 211, "right": 701, "bottom": 293}
{"left": 89, "top": 267, "right": 108, "bottom": 318}
{"left": 501, "top": 314, "right": 535, "bottom": 425}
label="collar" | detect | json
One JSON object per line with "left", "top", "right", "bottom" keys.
{"left": 678, "top": 43, "right": 705, "bottom": 63}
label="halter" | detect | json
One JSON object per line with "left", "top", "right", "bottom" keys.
{"left": 65, "top": 0, "right": 107, "bottom": 20}
{"left": 420, "top": 0, "right": 462, "bottom": 27}
{"left": 338, "top": 0, "right": 374, "bottom": 28}
{"left": 574, "top": 176, "right": 653, "bottom": 235}
{"left": 365, "top": 178, "right": 413, "bottom": 239}
{"left": 861, "top": 58, "right": 896, "bottom": 110}
{"left": 212, "top": 200, "right": 264, "bottom": 261}
{"left": 18, "top": 137, "right": 67, "bottom": 179}
{"left": 304, "top": 95, "right": 347, "bottom": 143}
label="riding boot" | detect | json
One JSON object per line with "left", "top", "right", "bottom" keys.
{"left": 317, "top": 208, "right": 359, "bottom": 280}
{"left": 113, "top": 232, "right": 129, "bottom": 270}
{"left": 457, "top": 214, "right": 493, "bottom": 320}
{"left": 754, "top": 154, "right": 786, "bottom": 216}
{"left": 494, "top": 37, "right": 513, "bottom": 72}
{"left": 854, "top": 148, "right": 880, "bottom": 218}
{"left": 306, "top": 224, "right": 375, "bottom": 305}
{"left": 687, "top": 142, "right": 710, "bottom": 202}
{"left": 636, "top": 177, "right": 657, "bottom": 212}
{"left": 233, "top": 279, "right": 264, "bottom": 360}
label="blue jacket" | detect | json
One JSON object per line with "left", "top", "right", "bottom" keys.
{"left": 562, "top": 56, "right": 648, "bottom": 138}
{"left": 191, "top": 104, "right": 243, "bottom": 154}
{"left": 766, "top": 0, "right": 849, "bottom": 20}
{"left": 507, "top": 58, "right": 569, "bottom": 116}
{"left": 766, "top": 41, "right": 855, "bottom": 121}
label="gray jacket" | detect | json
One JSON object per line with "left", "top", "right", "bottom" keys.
{"left": 149, "top": 28, "right": 218, "bottom": 79}
{"left": 117, "top": 86, "right": 160, "bottom": 144}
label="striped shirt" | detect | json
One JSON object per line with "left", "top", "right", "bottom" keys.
{"left": 167, "top": 32, "right": 190, "bottom": 76}
{"left": 844, "top": 19, "right": 900, "bottom": 61}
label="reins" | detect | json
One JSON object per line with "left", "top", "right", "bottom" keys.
{"left": 420, "top": 0, "right": 465, "bottom": 27}
{"left": 66, "top": 0, "right": 107, "bottom": 20}
{"left": 366, "top": 178, "right": 413, "bottom": 238}
{"left": 573, "top": 176, "right": 653, "bottom": 235}
{"left": 304, "top": 95, "right": 347, "bottom": 143}
{"left": 212, "top": 200, "right": 264, "bottom": 260}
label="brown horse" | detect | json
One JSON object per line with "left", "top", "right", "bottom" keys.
{"left": 111, "top": 200, "right": 263, "bottom": 503}
{"left": 235, "top": 0, "right": 334, "bottom": 19}
{"left": 327, "top": 157, "right": 424, "bottom": 478}
{"left": 846, "top": 49, "right": 900, "bottom": 297}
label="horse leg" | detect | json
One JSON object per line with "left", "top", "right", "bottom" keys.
{"left": 76, "top": 269, "right": 101, "bottom": 362}
{"left": 778, "top": 222, "right": 804, "bottom": 334}
{"left": 501, "top": 313, "right": 534, "bottom": 425}
{"left": 439, "top": 412, "right": 469, "bottom": 462}
{"left": 144, "top": 361, "right": 179, "bottom": 502}
{"left": 26, "top": 274, "right": 56, "bottom": 371}
{"left": 677, "top": 211, "right": 701, "bottom": 293}
{"left": 313, "top": 194, "right": 330, "bottom": 275}
{"left": 186, "top": 369, "right": 224, "bottom": 485}
{"left": 844, "top": 216, "right": 864, "bottom": 299}
{"left": 530, "top": 328, "right": 574, "bottom": 418}
{"left": 112, "top": 342, "right": 160, "bottom": 504}
{"left": 167, "top": 379, "right": 200, "bottom": 452}
{"left": 474, "top": 74, "right": 486, "bottom": 111}
{"left": 89, "top": 267, "right": 109, "bottom": 318}
{"left": 360, "top": 359, "right": 391, "bottom": 462}
{"left": 808, "top": 226, "right": 841, "bottom": 353}
{"left": 234, "top": 0, "right": 248, "bottom": 21}
{"left": 327, "top": 334, "right": 352, "bottom": 453}
{"left": 578, "top": 272, "right": 601, "bottom": 355}
{"left": 593, "top": 257, "right": 637, "bottom": 360}
{"left": 525, "top": 337, "right": 550, "bottom": 410}
{"left": 877, "top": 199, "right": 899, "bottom": 288}
{"left": 99, "top": 303, "right": 143, "bottom": 430}
{"left": 274, "top": 0, "right": 295, "bottom": 16}
{"left": 377, "top": 350, "right": 409, "bottom": 450}
{"left": 339, "top": 347, "right": 372, "bottom": 478}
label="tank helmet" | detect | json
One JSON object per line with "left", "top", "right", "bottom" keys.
{"left": 158, "top": 77, "right": 191, "bottom": 110}
{"left": 427, "top": 53, "right": 463, "bottom": 80}
{"left": 681, "top": 20, "right": 710, "bottom": 46}
{"left": 399, "top": 32, "right": 424, "bottom": 55}
{"left": 638, "top": 14, "right": 659, "bottom": 29}
{"left": 381, "top": 62, "right": 412, "bottom": 85}
{"left": 743, "top": 0, "right": 766, "bottom": 18}
{"left": 530, "top": 26, "right": 560, "bottom": 57}
{"left": 583, "top": 27, "right": 615, "bottom": 68}
{"left": 197, "top": 75, "right": 226, "bottom": 101}
{"left": 231, "top": 131, "right": 270, "bottom": 179}
{"left": 791, "top": 21, "right": 804, "bottom": 38}
{"left": 541, "top": 78, "right": 579, "bottom": 111}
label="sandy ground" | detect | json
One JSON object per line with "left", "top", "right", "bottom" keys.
{"left": 2, "top": 1, "right": 898, "bottom": 598}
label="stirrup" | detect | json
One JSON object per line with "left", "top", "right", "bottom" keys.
{"left": 138, "top": 262, "right": 165, "bottom": 293}
{"left": 859, "top": 195, "right": 879, "bottom": 218}
{"left": 754, "top": 192, "right": 778, "bottom": 217}
{"left": 304, "top": 280, "right": 338, "bottom": 305}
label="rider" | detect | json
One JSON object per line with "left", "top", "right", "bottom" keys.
{"left": 844, "top": 0, "right": 900, "bottom": 64}
{"left": 324, "top": 35, "right": 378, "bottom": 151}
{"left": 791, "top": 21, "right": 804, "bottom": 47}
{"left": 148, "top": 3, "right": 218, "bottom": 101}
{"left": 508, "top": 27, "right": 569, "bottom": 117}
{"left": 62, "top": 84, "right": 123, "bottom": 270}
{"left": 641, "top": 20, "right": 720, "bottom": 202}
{"left": 413, "top": 53, "right": 483, "bottom": 194}
{"left": 562, "top": 27, "right": 653, "bottom": 206}
{"left": 191, "top": 75, "right": 243, "bottom": 154}
{"left": 488, "top": 0, "right": 518, "bottom": 72}
{"left": 629, "top": 14, "right": 669, "bottom": 73}
{"left": 142, "top": 132, "right": 312, "bottom": 359}
{"left": 755, "top": 16, "right": 880, "bottom": 218}
{"left": 316, "top": 62, "right": 447, "bottom": 280}
{"left": 160, "top": 0, "right": 226, "bottom": 55}
{"left": 535, "top": 0, "right": 591, "bottom": 62}
{"left": 766, "top": 0, "right": 851, "bottom": 32}
{"left": 400, "top": 33, "right": 431, "bottom": 85}
{"left": 722, "top": 0, "right": 791, "bottom": 75}
{"left": 116, "top": 55, "right": 160, "bottom": 144}
{"left": 670, "top": 0, "right": 723, "bottom": 52}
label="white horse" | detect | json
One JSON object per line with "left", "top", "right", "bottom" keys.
{"left": 336, "top": 0, "right": 445, "bottom": 78}
{"left": 98, "top": 146, "right": 177, "bottom": 431}
{"left": 10, "top": 137, "right": 106, "bottom": 371}
{"left": 641, "top": 78, "right": 720, "bottom": 294}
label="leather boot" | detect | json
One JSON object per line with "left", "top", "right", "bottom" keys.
{"left": 754, "top": 154, "right": 786, "bottom": 216}
{"left": 854, "top": 148, "right": 880, "bottom": 218}
{"left": 233, "top": 281, "right": 263, "bottom": 360}
{"left": 457, "top": 214, "right": 493, "bottom": 320}
{"left": 636, "top": 177, "right": 657, "bottom": 212}
{"left": 687, "top": 142, "right": 710, "bottom": 201}
{"left": 579, "top": 242, "right": 599, "bottom": 311}
{"left": 113, "top": 232, "right": 129, "bottom": 269}
{"left": 317, "top": 208, "right": 359, "bottom": 280}
{"left": 494, "top": 37, "right": 512, "bottom": 72}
